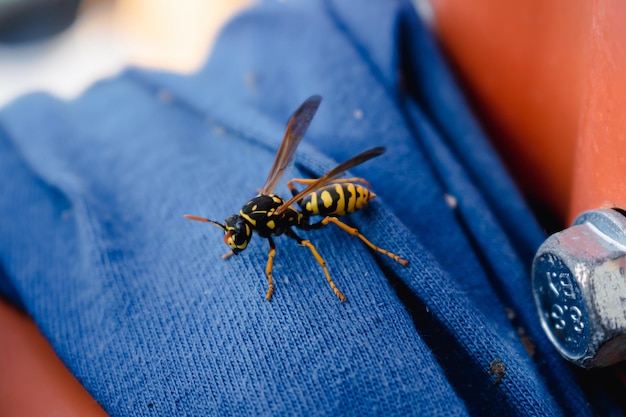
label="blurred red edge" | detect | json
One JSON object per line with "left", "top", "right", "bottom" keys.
{"left": 0, "top": 298, "right": 109, "bottom": 417}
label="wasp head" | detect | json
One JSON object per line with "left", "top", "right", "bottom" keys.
{"left": 184, "top": 213, "right": 252, "bottom": 254}
{"left": 223, "top": 214, "right": 252, "bottom": 254}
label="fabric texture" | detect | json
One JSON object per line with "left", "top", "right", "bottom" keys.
{"left": 0, "top": 0, "right": 621, "bottom": 415}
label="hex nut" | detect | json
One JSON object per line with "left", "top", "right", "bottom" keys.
{"left": 532, "top": 208, "right": 626, "bottom": 368}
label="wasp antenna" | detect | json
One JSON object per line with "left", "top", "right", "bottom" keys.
{"left": 184, "top": 214, "right": 226, "bottom": 231}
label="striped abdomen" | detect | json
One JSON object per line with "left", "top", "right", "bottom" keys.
{"left": 299, "top": 183, "right": 375, "bottom": 217}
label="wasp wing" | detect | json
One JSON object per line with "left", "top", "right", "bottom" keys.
{"left": 275, "top": 146, "right": 385, "bottom": 215}
{"left": 259, "top": 95, "right": 322, "bottom": 195}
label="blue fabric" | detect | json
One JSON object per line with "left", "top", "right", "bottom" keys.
{"left": 0, "top": 0, "right": 621, "bottom": 415}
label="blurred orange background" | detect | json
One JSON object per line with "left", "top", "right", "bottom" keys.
{"left": 429, "top": 0, "right": 626, "bottom": 226}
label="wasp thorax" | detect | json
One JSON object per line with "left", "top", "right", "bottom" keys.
{"left": 224, "top": 214, "right": 252, "bottom": 253}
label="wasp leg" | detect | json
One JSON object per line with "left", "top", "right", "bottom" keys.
{"left": 264, "top": 236, "right": 277, "bottom": 301}
{"left": 285, "top": 229, "right": 347, "bottom": 302}
{"left": 287, "top": 177, "right": 372, "bottom": 195}
{"left": 312, "top": 217, "right": 409, "bottom": 267}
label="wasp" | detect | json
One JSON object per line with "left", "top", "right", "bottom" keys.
{"left": 185, "top": 95, "right": 408, "bottom": 301}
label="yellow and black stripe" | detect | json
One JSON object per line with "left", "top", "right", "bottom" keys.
{"left": 299, "top": 182, "right": 375, "bottom": 217}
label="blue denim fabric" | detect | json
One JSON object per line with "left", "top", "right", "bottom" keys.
{"left": 0, "top": 1, "right": 621, "bottom": 416}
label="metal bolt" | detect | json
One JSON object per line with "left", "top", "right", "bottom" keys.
{"left": 532, "top": 208, "right": 626, "bottom": 368}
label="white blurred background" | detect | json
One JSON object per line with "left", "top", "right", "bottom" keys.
{"left": 0, "top": 0, "right": 250, "bottom": 106}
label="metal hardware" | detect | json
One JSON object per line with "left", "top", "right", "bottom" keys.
{"left": 532, "top": 208, "right": 626, "bottom": 368}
